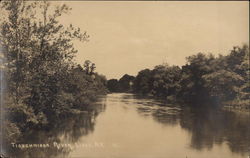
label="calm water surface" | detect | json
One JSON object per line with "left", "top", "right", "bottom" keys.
{"left": 9, "top": 93, "right": 250, "bottom": 158}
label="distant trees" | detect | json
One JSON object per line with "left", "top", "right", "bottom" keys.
{"left": 107, "top": 79, "right": 120, "bottom": 92}
{"left": 118, "top": 74, "right": 135, "bottom": 92}
{"left": 151, "top": 65, "right": 182, "bottom": 98}
{"left": 180, "top": 45, "right": 249, "bottom": 104}
{"left": 132, "top": 45, "right": 249, "bottom": 107}
{"left": 133, "top": 69, "right": 152, "bottom": 94}
{"left": 107, "top": 74, "right": 135, "bottom": 92}
{"left": 202, "top": 70, "right": 243, "bottom": 101}
{"left": 133, "top": 65, "right": 182, "bottom": 99}
{"left": 178, "top": 53, "right": 217, "bottom": 102}
{"left": 105, "top": 45, "right": 248, "bottom": 109}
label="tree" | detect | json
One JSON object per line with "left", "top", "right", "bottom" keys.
{"left": 202, "top": 70, "right": 244, "bottom": 101}
{"left": 1, "top": 0, "right": 109, "bottom": 145}
{"left": 118, "top": 74, "right": 135, "bottom": 92}
{"left": 107, "top": 79, "right": 120, "bottom": 92}
{"left": 0, "top": 0, "right": 37, "bottom": 103}
{"left": 133, "top": 69, "right": 152, "bottom": 94}
{"left": 0, "top": 0, "right": 90, "bottom": 128}
{"left": 178, "top": 53, "right": 216, "bottom": 102}
{"left": 84, "top": 60, "right": 96, "bottom": 75}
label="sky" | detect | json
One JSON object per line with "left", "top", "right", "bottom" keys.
{"left": 55, "top": 1, "right": 249, "bottom": 79}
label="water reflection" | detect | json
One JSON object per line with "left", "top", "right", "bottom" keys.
{"left": 6, "top": 93, "right": 250, "bottom": 158}
{"left": 133, "top": 95, "right": 250, "bottom": 156}
{"left": 179, "top": 107, "right": 250, "bottom": 154}
{"left": 6, "top": 97, "right": 106, "bottom": 158}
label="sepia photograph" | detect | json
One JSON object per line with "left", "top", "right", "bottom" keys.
{"left": 0, "top": 0, "right": 249, "bottom": 158}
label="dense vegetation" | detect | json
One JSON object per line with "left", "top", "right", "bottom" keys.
{"left": 0, "top": 0, "right": 249, "bottom": 153}
{"left": 0, "top": 0, "right": 107, "bottom": 144}
{"left": 108, "top": 45, "right": 249, "bottom": 108}
{"left": 107, "top": 74, "right": 135, "bottom": 92}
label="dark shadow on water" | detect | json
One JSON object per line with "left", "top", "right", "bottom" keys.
{"left": 6, "top": 98, "right": 107, "bottom": 158}
{"left": 7, "top": 93, "right": 249, "bottom": 157}
{"left": 179, "top": 105, "right": 250, "bottom": 155}
{"left": 130, "top": 93, "right": 250, "bottom": 156}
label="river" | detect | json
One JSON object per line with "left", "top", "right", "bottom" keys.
{"left": 8, "top": 93, "right": 250, "bottom": 158}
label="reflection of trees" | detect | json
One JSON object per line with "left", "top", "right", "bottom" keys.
{"left": 7, "top": 101, "right": 106, "bottom": 158}
{"left": 133, "top": 94, "right": 181, "bottom": 125}
{"left": 180, "top": 106, "right": 225, "bottom": 150}
{"left": 152, "top": 108, "right": 179, "bottom": 126}
{"left": 135, "top": 99, "right": 250, "bottom": 155}
{"left": 179, "top": 106, "right": 250, "bottom": 154}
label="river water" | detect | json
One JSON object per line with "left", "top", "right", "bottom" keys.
{"left": 8, "top": 93, "right": 250, "bottom": 158}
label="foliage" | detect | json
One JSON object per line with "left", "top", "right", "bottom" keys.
{"left": 107, "top": 74, "right": 135, "bottom": 92}
{"left": 107, "top": 79, "right": 120, "bottom": 92}
{"left": 133, "top": 69, "right": 152, "bottom": 94}
{"left": 131, "top": 45, "right": 249, "bottom": 106}
{"left": 118, "top": 74, "right": 135, "bottom": 92}
{"left": 0, "top": 0, "right": 107, "bottom": 143}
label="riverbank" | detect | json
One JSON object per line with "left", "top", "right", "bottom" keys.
{"left": 125, "top": 92, "right": 250, "bottom": 114}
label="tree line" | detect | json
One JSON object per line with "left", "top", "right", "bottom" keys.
{"left": 0, "top": 0, "right": 107, "bottom": 144}
{"left": 107, "top": 45, "right": 249, "bottom": 108}
{"left": 107, "top": 74, "right": 135, "bottom": 92}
